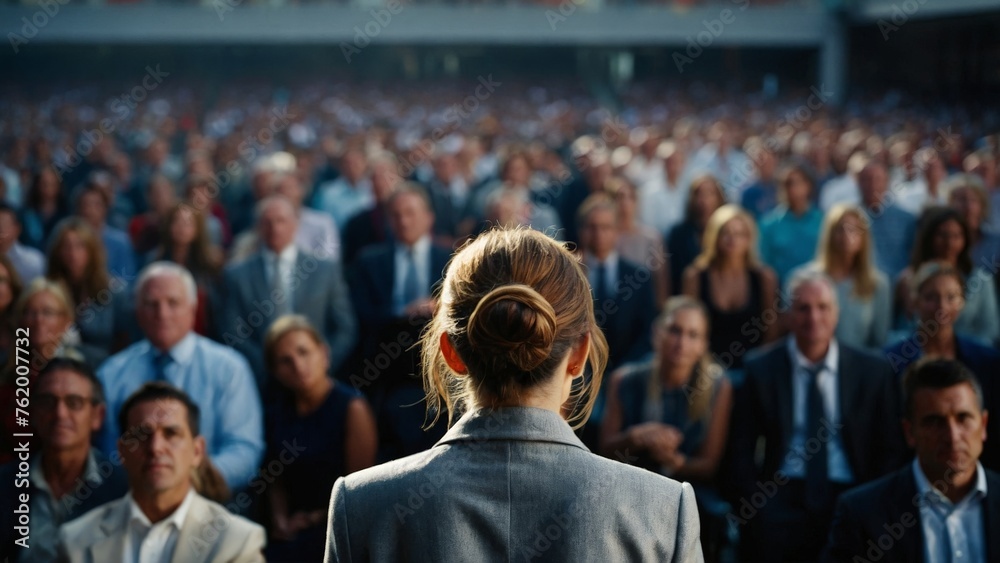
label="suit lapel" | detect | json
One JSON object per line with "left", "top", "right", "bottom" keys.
{"left": 171, "top": 494, "right": 210, "bottom": 563}
{"left": 773, "top": 347, "right": 794, "bottom": 452}
{"left": 891, "top": 467, "right": 924, "bottom": 563}
{"left": 836, "top": 347, "right": 862, "bottom": 474}
{"left": 291, "top": 253, "right": 307, "bottom": 311}
{"left": 93, "top": 499, "right": 130, "bottom": 563}
{"left": 381, "top": 245, "right": 397, "bottom": 306}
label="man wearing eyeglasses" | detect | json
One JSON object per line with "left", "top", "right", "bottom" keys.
{"left": 0, "top": 358, "right": 128, "bottom": 563}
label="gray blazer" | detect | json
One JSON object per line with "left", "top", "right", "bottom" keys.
{"left": 57, "top": 492, "right": 266, "bottom": 563}
{"left": 325, "top": 407, "right": 704, "bottom": 562}
{"left": 219, "top": 250, "right": 356, "bottom": 384}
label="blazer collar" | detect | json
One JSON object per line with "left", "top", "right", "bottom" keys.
{"left": 435, "top": 407, "right": 590, "bottom": 452}
{"left": 93, "top": 497, "right": 131, "bottom": 563}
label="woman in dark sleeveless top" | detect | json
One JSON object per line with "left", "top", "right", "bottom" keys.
{"left": 262, "top": 315, "right": 378, "bottom": 562}
{"left": 682, "top": 204, "right": 779, "bottom": 371}
{"left": 601, "top": 296, "right": 734, "bottom": 560}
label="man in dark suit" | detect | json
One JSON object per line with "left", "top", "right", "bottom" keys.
{"left": 824, "top": 358, "right": 1000, "bottom": 563}
{"left": 220, "top": 195, "right": 356, "bottom": 387}
{"left": 342, "top": 155, "right": 398, "bottom": 265}
{"left": 731, "top": 269, "right": 906, "bottom": 563}
{"left": 576, "top": 193, "right": 656, "bottom": 449}
{"left": 348, "top": 183, "right": 451, "bottom": 461}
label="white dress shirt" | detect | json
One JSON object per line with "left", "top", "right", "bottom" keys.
{"left": 393, "top": 235, "right": 431, "bottom": 316}
{"left": 780, "top": 338, "right": 855, "bottom": 483}
{"left": 913, "top": 458, "right": 987, "bottom": 563}
{"left": 638, "top": 176, "right": 688, "bottom": 238}
{"left": 123, "top": 489, "right": 195, "bottom": 563}
{"left": 819, "top": 174, "right": 860, "bottom": 211}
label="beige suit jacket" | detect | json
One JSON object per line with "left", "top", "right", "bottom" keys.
{"left": 58, "top": 491, "right": 265, "bottom": 563}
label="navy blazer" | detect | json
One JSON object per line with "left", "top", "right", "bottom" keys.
{"left": 884, "top": 334, "right": 1000, "bottom": 470}
{"left": 348, "top": 242, "right": 452, "bottom": 337}
{"left": 731, "top": 338, "right": 907, "bottom": 502}
{"left": 324, "top": 407, "right": 704, "bottom": 563}
{"left": 219, "top": 250, "right": 356, "bottom": 385}
{"left": 595, "top": 256, "right": 657, "bottom": 372}
{"left": 823, "top": 465, "right": 1000, "bottom": 563}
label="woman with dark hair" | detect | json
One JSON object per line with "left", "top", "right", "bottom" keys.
{"left": 894, "top": 206, "right": 999, "bottom": 344}
{"left": 682, "top": 204, "right": 779, "bottom": 372}
{"left": 147, "top": 202, "right": 222, "bottom": 335}
{"left": 20, "top": 167, "right": 68, "bottom": 251}
{"left": 667, "top": 174, "right": 727, "bottom": 295}
{"left": 128, "top": 173, "right": 178, "bottom": 255}
{"left": 46, "top": 218, "right": 131, "bottom": 366}
{"left": 758, "top": 164, "right": 824, "bottom": 284}
{"left": 263, "top": 315, "right": 377, "bottom": 562}
{"left": 324, "top": 228, "right": 702, "bottom": 562}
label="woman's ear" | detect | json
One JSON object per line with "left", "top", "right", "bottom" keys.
{"left": 566, "top": 332, "right": 591, "bottom": 377}
{"left": 440, "top": 332, "right": 468, "bottom": 375}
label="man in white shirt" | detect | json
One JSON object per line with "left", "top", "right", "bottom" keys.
{"left": 824, "top": 358, "right": 1000, "bottom": 563}
{"left": 58, "top": 383, "right": 265, "bottom": 563}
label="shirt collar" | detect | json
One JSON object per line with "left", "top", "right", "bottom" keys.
{"left": 30, "top": 449, "right": 102, "bottom": 495}
{"left": 149, "top": 332, "right": 198, "bottom": 367}
{"left": 912, "top": 458, "right": 988, "bottom": 507}
{"left": 787, "top": 336, "right": 839, "bottom": 373}
{"left": 396, "top": 235, "right": 431, "bottom": 256}
{"left": 584, "top": 251, "right": 619, "bottom": 270}
{"left": 264, "top": 243, "right": 298, "bottom": 265}
{"left": 127, "top": 487, "right": 196, "bottom": 531}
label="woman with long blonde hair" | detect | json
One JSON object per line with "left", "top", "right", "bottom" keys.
{"left": 682, "top": 204, "right": 779, "bottom": 371}
{"left": 792, "top": 204, "right": 891, "bottom": 349}
{"left": 324, "top": 228, "right": 702, "bottom": 562}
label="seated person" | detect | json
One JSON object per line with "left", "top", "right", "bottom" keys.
{"left": 824, "top": 358, "right": 1000, "bottom": 562}
{"left": 58, "top": 383, "right": 266, "bottom": 563}
{"left": 262, "top": 315, "right": 377, "bottom": 562}
{"left": 0, "top": 358, "right": 127, "bottom": 563}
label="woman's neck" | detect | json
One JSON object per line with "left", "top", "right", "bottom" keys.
{"left": 922, "top": 324, "right": 956, "bottom": 357}
{"left": 171, "top": 244, "right": 191, "bottom": 265}
{"left": 658, "top": 361, "right": 691, "bottom": 389}
{"left": 295, "top": 377, "right": 334, "bottom": 415}
{"left": 714, "top": 255, "right": 746, "bottom": 274}
{"left": 827, "top": 253, "right": 856, "bottom": 279}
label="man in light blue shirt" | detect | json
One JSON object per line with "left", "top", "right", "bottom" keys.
{"left": 97, "top": 261, "right": 264, "bottom": 491}
{"left": 824, "top": 358, "right": 1000, "bottom": 563}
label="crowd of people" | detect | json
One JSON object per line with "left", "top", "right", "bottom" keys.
{"left": 1, "top": 77, "right": 999, "bottom": 561}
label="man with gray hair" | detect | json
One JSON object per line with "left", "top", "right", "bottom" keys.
{"left": 220, "top": 195, "right": 356, "bottom": 384}
{"left": 731, "top": 269, "right": 906, "bottom": 562}
{"left": 96, "top": 261, "right": 264, "bottom": 492}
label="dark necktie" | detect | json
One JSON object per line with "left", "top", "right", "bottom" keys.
{"left": 804, "top": 362, "right": 830, "bottom": 513}
{"left": 402, "top": 248, "right": 421, "bottom": 307}
{"left": 594, "top": 262, "right": 609, "bottom": 304}
{"left": 153, "top": 352, "right": 173, "bottom": 382}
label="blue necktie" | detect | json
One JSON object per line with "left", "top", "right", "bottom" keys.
{"left": 153, "top": 352, "right": 173, "bottom": 382}
{"left": 804, "top": 362, "right": 830, "bottom": 513}
{"left": 402, "top": 248, "right": 421, "bottom": 307}
{"left": 594, "top": 263, "right": 609, "bottom": 304}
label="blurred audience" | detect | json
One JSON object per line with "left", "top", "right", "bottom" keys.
{"left": 0, "top": 203, "right": 45, "bottom": 284}
{"left": 758, "top": 163, "right": 823, "bottom": 285}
